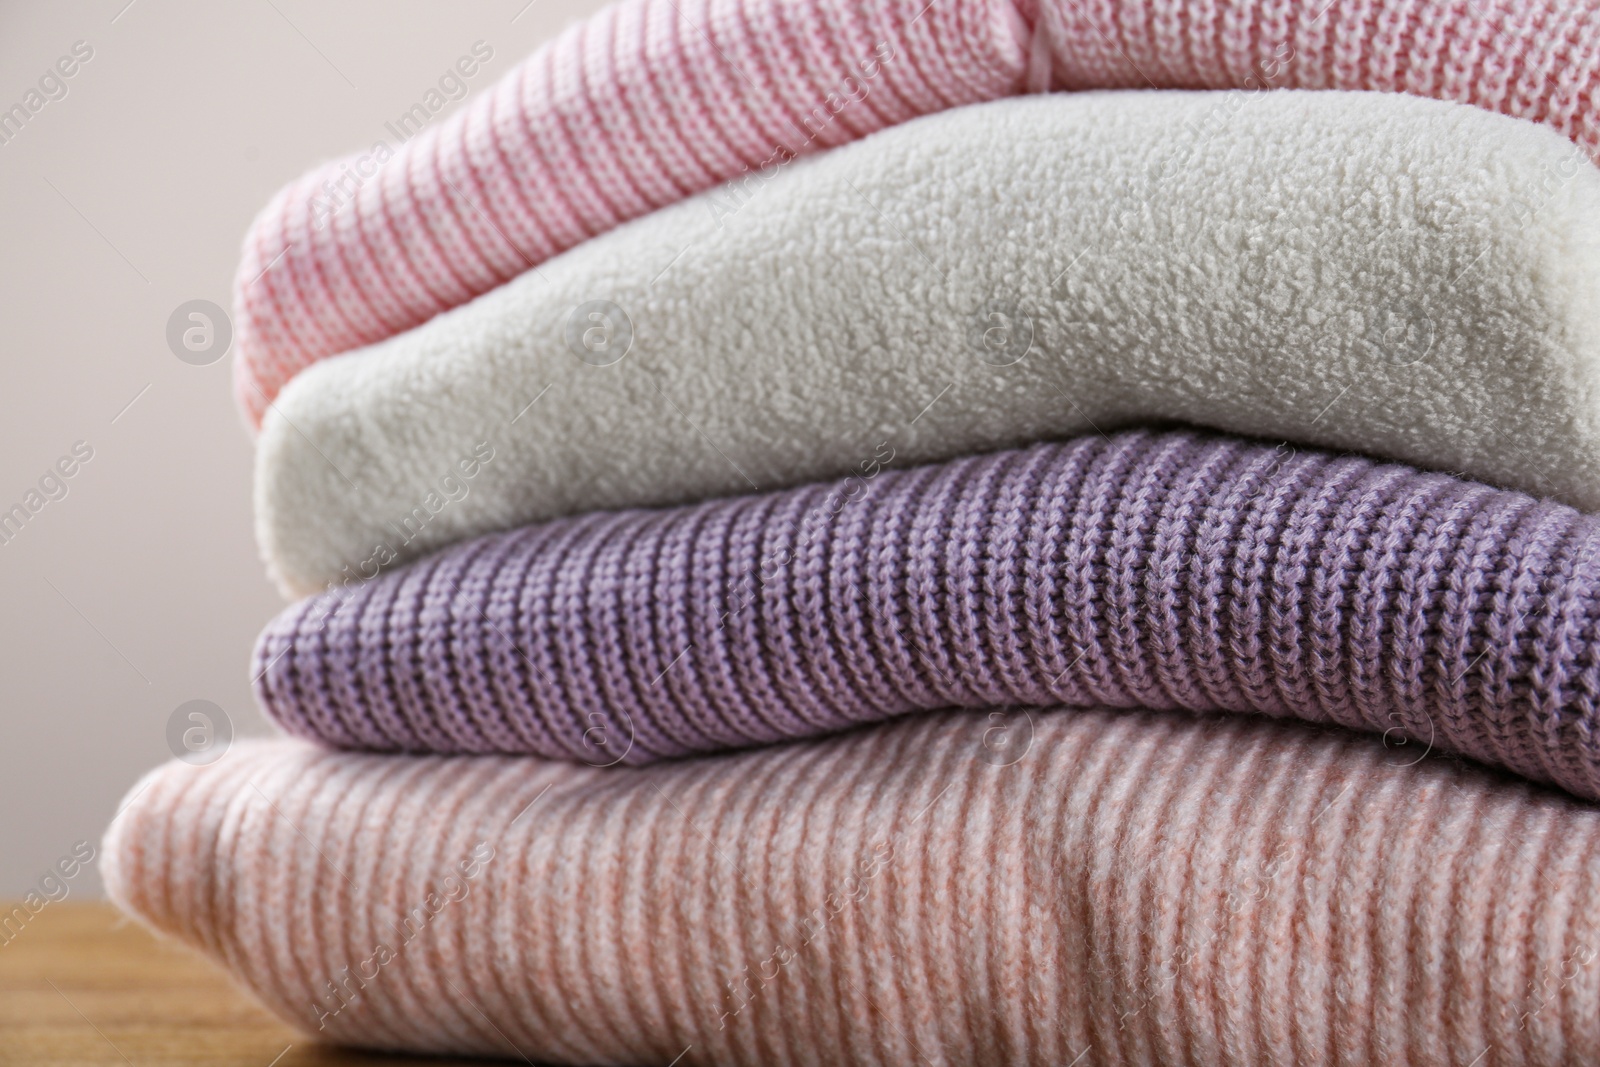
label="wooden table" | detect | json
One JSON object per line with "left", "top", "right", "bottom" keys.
{"left": 0, "top": 903, "right": 506, "bottom": 1066}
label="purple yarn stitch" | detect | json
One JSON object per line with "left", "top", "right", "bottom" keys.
{"left": 253, "top": 429, "right": 1600, "bottom": 798}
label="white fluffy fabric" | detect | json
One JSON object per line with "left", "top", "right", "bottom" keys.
{"left": 256, "top": 90, "right": 1600, "bottom": 597}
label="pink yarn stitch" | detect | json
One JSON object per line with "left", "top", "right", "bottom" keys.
{"left": 105, "top": 709, "right": 1600, "bottom": 1062}
{"left": 233, "top": 0, "right": 1600, "bottom": 427}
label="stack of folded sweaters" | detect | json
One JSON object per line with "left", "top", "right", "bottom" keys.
{"left": 105, "top": 0, "right": 1600, "bottom": 1063}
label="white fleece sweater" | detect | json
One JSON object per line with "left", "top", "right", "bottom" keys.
{"left": 255, "top": 90, "right": 1600, "bottom": 596}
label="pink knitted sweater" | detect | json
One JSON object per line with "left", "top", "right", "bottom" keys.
{"left": 106, "top": 707, "right": 1600, "bottom": 1065}
{"left": 233, "top": 0, "right": 1600, "bottom": 426}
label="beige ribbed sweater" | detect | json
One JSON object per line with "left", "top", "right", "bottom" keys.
{"left": 105, "top": 708, "right": 1600, "bottom": 1065}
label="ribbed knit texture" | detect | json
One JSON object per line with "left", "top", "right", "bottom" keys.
{"left": 104, "top": 708, "right": 1600, "bottom": 1064}
{"left": 255, "top": 429, "right": 1600, "bottom": 800}
{"left": 232, "top": 0, "right": 1600, "bottom": 426}
{"left": 231, "top": 0, "right": 1030, "bottom": 426}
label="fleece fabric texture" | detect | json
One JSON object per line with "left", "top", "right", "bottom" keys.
{"left": 105, "top": 709, "right": 1600, "bottom": 1065}
{"left": 256, "top": 90, "right": 1600, "bottom": 597}
{"left": 254, "top": 429, "right": 1600, "bottom": 800}
{"left": 231, "top": 0, "right": 1600, "bottom": 426}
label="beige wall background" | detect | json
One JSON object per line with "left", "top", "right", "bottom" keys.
{"left": 0, "top": 0, "right": 606, "bottom": 898}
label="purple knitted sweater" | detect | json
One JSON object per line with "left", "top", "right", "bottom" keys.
{"left": 254, "top": 430, "right": 1600, "bottom": 798}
